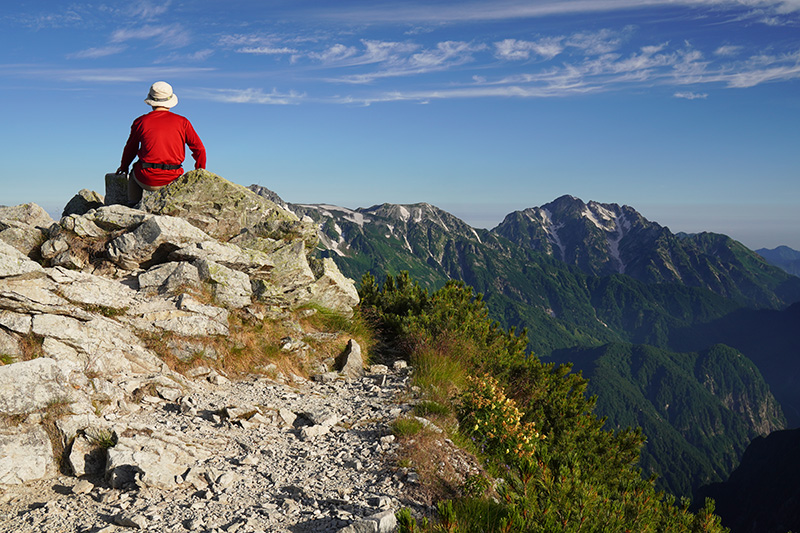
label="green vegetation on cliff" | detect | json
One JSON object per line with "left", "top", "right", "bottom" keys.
{"left": 361, "top": 272, "right": 727, "bottom": 532}
{"left": 547, "top": 343, "right": 784, "bottom": 496}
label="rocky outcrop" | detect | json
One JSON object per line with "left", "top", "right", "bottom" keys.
{"left": 0, "top": 171, "right": 398, "bottom": 531}
{"left": 0, "top": 170, "right": 358, "bottom": 468}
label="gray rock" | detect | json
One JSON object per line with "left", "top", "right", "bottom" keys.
{"left": 68, "top": 433, "right": 106, "bottom": 477}
{"left": 169, "top": 240, "right": 274, "bottom": 278}
{"left": 303, "top": 407, "right": 340, "bottom": 427}
{"left": 195, "top": 259, "right": 252, "bottom": 308}
{"left": 0, "top": 310, "right": 31, "bottom": 334}
{"left": 278, "top": 408, "right": 297, "bottom": 427}
{"left": 92, "top": 204, "right": 149, "bottom": 231}
{"left": 0, "top": 358, "right": 72, "bottom": 416}
{"left": 263, "top": 240, "right": 316, "bottom": 293}
{"left": 39, "top": 232, "right": 69, "bottom": 261}
{"left": 107, "top": 215, "right": 212, "bottom": 270}
{"left": 0, "top": 276, "right": 89, "bottom": 318}
{"left": 368, "top": 510, "right": 398, "bottom": 533}
{"left": 0, "top": 221, "right": 48, "bottom": 258}
{"left": 166, "top": 338, "right": 218, "bottom": 362}
{"left": 0, "top": 328, "right": 21, "bottom": 361}
{"left": 62, "top": 189, "right": 104, "bottom": 218}
{"left": 0, "top": 425, "right": 54, "bottom": 484}
{"left": 302, "top": 258, "right": 360, "bottom": 316}
{"left": 125, "top": 294, "right": 230, "bottom": 337}
{"left": 338, "top": 520, "right": 378, "bottom": 533}
{"left": 59, "top": 213, "right": 106, "bottom": 238}
{"left": 72, "top": 478, "right": 94, "bottom": 494}
{"left": 48, "top": 266, "right": 136, "bottom": 309}
{"left": 0, "top": 239, "right": 45, "bottom": 278}
{"left": 115, "top": 512, "right": 148, "bottom": 529}
{"left": 336, "top": 339, "right": 365, "bottom": 380}
{"left": 31, "top": 313, "right": 166, "bottom": 376}
{"left": 138, "top": 261, "right": 201, "bottom": 294}
{"left": 139, "top": 170, "right": 308, "bottom": 244}
{"left": 106, "top": 430, "right": 212, "bottom": 490}
{"left": 0, "top": 203, "right": 55, "bottom": 229}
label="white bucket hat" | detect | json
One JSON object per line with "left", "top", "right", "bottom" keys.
{"left": 144, "top": 81, "right": 178, "bottom": 108}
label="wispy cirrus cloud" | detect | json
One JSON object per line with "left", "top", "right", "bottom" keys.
{"left": 111, "top": 25, "right": 192, "bottom": 48}
{"left": 315, "top": 40, "right": 485, "bottom": 83}
{"left": 127, "top": 0, "right": 173, "bottom": 20}
{"left": 67, "top": 45, "right": 128, "bottom": 60}
{"left": 494, "top": 38, "right": 564, "bottom": 60}
{"left": 714, "top": 45, "right": 744, "bottom": 56}
{"left": 238, "top": 46, "right": 298, "bottom": 56}
{"left": 190, "top": 87, "right": 305, "bottom": 105}
{"left": 308, "top": 0, "right": 800, "bottom": 25}
{"left": 674, "top": 90, "right": 708, "bottom": 99}
{"left": 331, "top": 36, "right": 800, "bottom": 104}
{"left": 2, "top": 65, "right": 214, "bottom": 83}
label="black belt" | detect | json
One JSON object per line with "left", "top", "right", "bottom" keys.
{"left": 140, "top": 162, "right": 182, "bottom": 170}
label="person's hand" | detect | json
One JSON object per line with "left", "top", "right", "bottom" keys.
{"left": 116, "top": 166, "right": 128, "bottom": 175}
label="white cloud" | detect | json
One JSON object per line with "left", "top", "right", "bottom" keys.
{"left": 127, "top": 1, "right": 172, "bottom": 20}
{"left": 410, "top": 41, "right": 484, "bottom": 68}
{"left": 309, "top": 0, "right": 800, "bottom": 24}
{"left": 495, "top": 38, "right": 564, "bottom": 60}
{"left": 111, "top": 25, "right": 192, "bottom": 48}
{"left": 238, "top": 46, "right": 297, "bottom": 55}
{"left": 195, "top": 87, "right": 305, "bottom": 105}
{"left": 565, "top": 28, "right": 629, "bottom": 55}
{"left": 714, "top": 45, "right": 744, "bottom": 56}
{"left": 674, "top": 91, "right": 708, "bottom": 99}
{"left": 3, "top": 65, "right": 214, "bottom": 84}
{"left": 325, "top": 40, "right": 483, "bottom": 84}
{"left": 309, "top": 43, "right": 361, "bottom": 63}
{"left": 68, "top": 45, "right": 127, "bottom": 59}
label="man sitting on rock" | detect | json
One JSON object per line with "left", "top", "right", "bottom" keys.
{"left": 117, "top": 81, "right": 206, "bottom": 206}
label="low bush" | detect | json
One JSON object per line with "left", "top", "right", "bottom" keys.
{"left": 363, "top": 272, "right": 727, "bottom": 533}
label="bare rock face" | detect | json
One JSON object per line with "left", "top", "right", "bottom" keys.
{"left": 0, "top": 169, "right": 364, "bottom": 495}
{"left": 107, "top": 215, "right": 212, "bottom": 270}
{"left": 336, "top": 339, "right": 365, "bottom": 380}
{"left": 0, "top": 202, "right": 54, "bottom": 259}
{"left": 0, "top": 239, "right": 44, "bottom": 278}
{"left": 0, "top": 426, "right": 54, "bottom": 484}
{"left": 106, "top": 429, "right": 213, "bottom": 490}
{"left": 0, "top": 358, "right": 73, "bottom": 416}
{"left": 139, "top": 169, "right": 316, "bottom": 245}
{"left": 62, "top": 189, "right": 104, "bottom": 218}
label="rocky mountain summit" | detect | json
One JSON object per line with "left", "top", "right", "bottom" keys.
{"left": 0, "top": 171, "right": 410, "bottom": 532}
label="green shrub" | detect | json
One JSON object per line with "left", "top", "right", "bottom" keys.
{"left": 360, "top": 271, "right": 728, "bottom": 533}
{"left": 392, "top": 417, "right": 425, "bottom": 438}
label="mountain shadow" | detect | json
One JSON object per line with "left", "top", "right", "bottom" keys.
{"left": 694, "top": 428, "right": 800, "bottom": 533}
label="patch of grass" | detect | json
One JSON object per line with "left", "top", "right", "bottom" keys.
{"left": 0, "top": 412, "right": 27, "bottom": 427}
{"left": 298, "top": 305, "right": 376, "bottom": 359}
{"left": 392, "top": 417, "right": 426, "bottom": 438}
{"left": 82, "top": 304, "right": 128, "bottom": 317}
{"left": 19, "top": 332, "right": 45, "bottom": 361}
{"left": 0, "top": 353, "right": 16, "bottom": 365}
{"left": 40, "top": 396, "right": 74, "bottom": 472}
{"left": 409, "top": 338, "right": 472, "bottom": 406}
{"left": 414, "top": 400, "right": 451, "bottom": 418}
{"left": 86, "top": 428, "right": 116, "bottom": 449}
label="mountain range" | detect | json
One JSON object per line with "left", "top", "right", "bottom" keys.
{"left": 251, "top": 186, "right": 799, "bottom": 499}
{"left": 756, "top": 245, "right": 800, "bottom": 277}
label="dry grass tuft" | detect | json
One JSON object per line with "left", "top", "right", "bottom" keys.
{"left": 18, "top": 333, "right": 45, "bottom": 362}
{"left": 143, "top": 302, "right": 374, "bottom": 382}
{"left": 395, "top": 426, "right": 485, "bottom": 507}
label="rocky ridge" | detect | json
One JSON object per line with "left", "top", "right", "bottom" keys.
{"left": 0, "top": 170, "right": 410, "bottom": 532}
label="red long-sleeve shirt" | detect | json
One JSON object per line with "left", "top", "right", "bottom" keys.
{"left": 120, "top": 110, "right": 206, "bottom": 188}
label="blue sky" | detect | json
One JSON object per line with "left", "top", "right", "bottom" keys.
{"left": 1, "top": 1, "right": 798, "bottom": 249}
